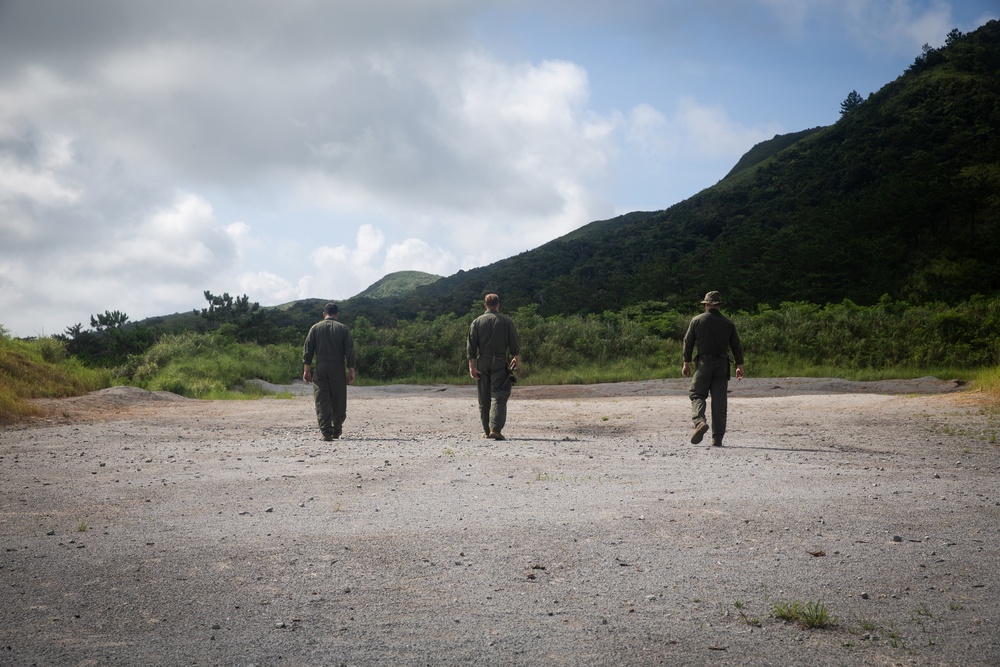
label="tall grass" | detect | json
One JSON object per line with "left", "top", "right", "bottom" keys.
{"left": 3, "top": 296, "right": 998, "bottom": 409}
{"left": 0, "top": 329, "right": 109, "bottom": 424}
{"left": 130, "top": 331, "right": 301, "bottom": 398}
{"left": 973, "top": 366, "right": 1000, "bottom": 409}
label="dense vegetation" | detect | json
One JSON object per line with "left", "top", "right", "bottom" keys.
{"left": 0, "top": 325, "right": 109, "bottom": 424}
{"left": 353, "top": 22, "right": 1000, "bottom": 320}
{"left": 3, "top": 23, "right": 1000, "bottom": 423}
{"left": 4, "top": 293, "right": 1000, "bottom": 423}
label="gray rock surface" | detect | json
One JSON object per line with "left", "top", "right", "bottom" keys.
{"left": 2, "top": 378, "right": 998, "bottom": 666}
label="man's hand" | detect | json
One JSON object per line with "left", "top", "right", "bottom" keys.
{"left": 303, "top": 366, "right": 312, "bottom": 383}
{"left": 510, "top": 356, "right": 519, "bottom": 372}
{"left": 469, "top": 360, "right": 480, "bottom": 379}
{"left": 348, "top": 368, "right": 356, "bottom": 385}
{"left": 735, "top": 365, "right": 745, "bottom": 381}
{"left": 681, "top": 361, "right": 691, "bottom": 378}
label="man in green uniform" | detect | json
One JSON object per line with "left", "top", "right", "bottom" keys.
{"left": 682, "top": 291, "right": 745, "bottom": 447}
{"left": 303, "top": 302, "right": 357, "bottom": 441}
{"left": 467, "top": 293, "right": 521, "bottom": 441}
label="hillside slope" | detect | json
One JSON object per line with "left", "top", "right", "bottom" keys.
{"left": 351, "top": 271, "right": 442, "bottom": 299}
{"left": 375, "top": 21, "right": 999, "bottom": 318}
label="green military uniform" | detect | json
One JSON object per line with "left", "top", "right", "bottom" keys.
{"left": 682, "top": 300, "right": 744, "bottom": 446}
{"left": 303, "top": 318, "right": 356, "bottom": 439}
{"left": 467, "top": 309, "right": 521, "bottom": 437}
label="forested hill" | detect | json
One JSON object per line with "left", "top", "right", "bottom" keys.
{"left": 369, "top": 21, "right": 999, "bottom": 320}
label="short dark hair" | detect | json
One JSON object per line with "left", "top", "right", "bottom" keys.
{"left": 323, "top": 302, "right": 339, "bottom": 316}
{"left": 484, "top": 293, "right": 500, "bottom": 308}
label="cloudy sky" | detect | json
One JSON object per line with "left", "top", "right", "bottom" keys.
{"left": 1, "top": 0, "right": 995, "bottom": 337}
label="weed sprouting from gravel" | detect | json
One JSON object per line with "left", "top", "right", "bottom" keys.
{"left": 771, "top": 599, "right": 838, "bottom": 629}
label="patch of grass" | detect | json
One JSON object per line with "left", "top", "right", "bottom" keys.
{"left": 77, "top": 521, "right": 88, "bottom": 532}
{"left": 131, "top": 332, "right": 300, "bottom": 398}
{"left": 771, "top": 599, "right": 838, "bottom": 629}
{"left": 0, "top": 331, "right": 109, "bottom": 425}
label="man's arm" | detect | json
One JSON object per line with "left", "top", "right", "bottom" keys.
{"left": 302, "top": 328, "right": 314, "bottom": 383}
{"left": 681, "top": 318, "right": 697, "bottom": 376}
{"left": 467, "top": 320, "right": 481, "bottom": 379}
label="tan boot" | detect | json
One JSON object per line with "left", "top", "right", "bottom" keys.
{"left": 690, "top": 422, "right": 709, "bottom": 444}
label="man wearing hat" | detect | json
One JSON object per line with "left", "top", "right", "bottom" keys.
{"left": 681, "top": 291, "right": 745, "bottom": 447}
{"left": 303, "top": 302, "right": 357, "bottom": 441}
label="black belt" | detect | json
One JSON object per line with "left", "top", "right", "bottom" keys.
{"left": 699, "top": 353, "right": 727, "bottom": 359}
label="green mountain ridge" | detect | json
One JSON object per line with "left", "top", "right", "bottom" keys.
{"left": 364, "top": 21, "right": 999, "bottom": 320}
{"left": 135, "top": 21, "right": 999, "bottom": 333}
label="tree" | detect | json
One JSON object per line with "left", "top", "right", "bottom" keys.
{"left": 840, "top": 90, "right": 864, "bottom": 116}
{"left": 199, "top": 291, "right": 259, "bottom": 327}
{"left": 89, "top": 310, "right": 129, "bottom": 330}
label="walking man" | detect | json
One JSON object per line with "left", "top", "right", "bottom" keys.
{"left": 467, "top": 293, "right": 521, "bottom": 440}
{"left": 682, "top": 291, "right": 744, "bottom": 447}
{"left": 303, "top": 302, "right": 357, "bottom": 441}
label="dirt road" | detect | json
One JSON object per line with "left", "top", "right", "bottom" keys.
{"left": 2, "top": 378, "right": 998, "bottom": 666}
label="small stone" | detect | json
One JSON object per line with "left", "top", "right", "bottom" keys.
{"left": 860, "top": 592, "right": 869, "bottom": 599}
{"left": 891, "top": 535, "right": 903, "bottom": 542}
{"left": 265, "top": 507, "right": 274, "bottom": 513}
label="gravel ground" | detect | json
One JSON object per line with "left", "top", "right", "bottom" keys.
{"left": 1, "top": 377, "right": 998, "bottom": 666}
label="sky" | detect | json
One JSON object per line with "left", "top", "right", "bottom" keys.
{"left": 1, "top": 0, "right": 996, "bottom": 338}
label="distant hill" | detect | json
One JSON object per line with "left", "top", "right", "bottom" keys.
{"left": 351, "top": 271, "right": 442, "bottom": 299}
{"left": 134, "top": 272, "right": 441, "bottom": 334}
{"left": 137, "top": 22, "right": 1000, "bottom": 331}
{"left": 364, "top": 21, "right": 1000, "bottom": 318}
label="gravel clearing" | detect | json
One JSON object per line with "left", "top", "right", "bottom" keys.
{"left": 2, "top": 377, "right": 998, "bottom": 666}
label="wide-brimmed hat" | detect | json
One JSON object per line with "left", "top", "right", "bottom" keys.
{"left": 700, "top": 291, "right": 723, "bottom": 305}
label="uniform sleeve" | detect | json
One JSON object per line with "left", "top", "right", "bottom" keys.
{"left": 466, "top": 320, "right": 478, "bottom": 360}
{"left": 302, "top": 326, "right": 316, "bottom": 365}
{"left": 682, "top": 319, "right": 697, "bottom": 362}
{"left": 729, "top": 323, "right": 744, "bottom": 366}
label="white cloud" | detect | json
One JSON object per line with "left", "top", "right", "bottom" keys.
{"left": 384, "top": 238, "right": 456, "bottom": 276}
{"left": 236, "top": 271, "right": 300, "bottom": 304}
{"left": 756, "top": 0, "right": 981, "bottom": 52}
{"left": 626, "top": 103, "right": 670, "bottom": 156}
{"left": 108, "top": 193, "right": 236, "bottom": 275}
{"left": 626, "top": 97, "right": 779, "bottom": 162}
{"left": 310, "top": 224, "right": 386, "bottom": 297}
{"left": 1, "top": 0, "right": 994, "bottom": 337}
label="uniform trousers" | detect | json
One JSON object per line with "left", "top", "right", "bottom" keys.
{"left": 689, "top": 356, "right": 730, "bottom": 441}
{"left": 476, "top": 356, "right": 512, "bottom": 435}
{"left": 312, "top": 365, "right": 347, "bottom": 437}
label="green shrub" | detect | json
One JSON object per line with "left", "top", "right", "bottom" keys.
{"left": 0, "top": 331, "right": 109, "bottom": 424}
